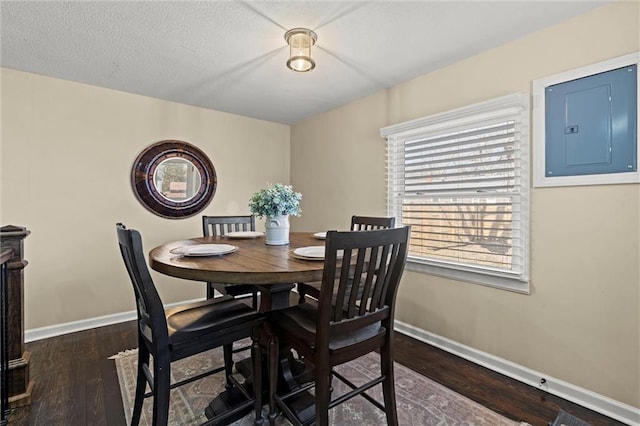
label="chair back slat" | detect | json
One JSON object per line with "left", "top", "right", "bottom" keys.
{"left": 203, "top": 215, "right": 255, "bottom": 237}
{"left": 116, "top": 224, "right": 169, "bottom": 348}
{"left": 332, "top": 251, "right": 350, "bottom": 322}
{"left": 318, "top": 227, "right": 409, "bottom": 346}
{"left": 377, "top": 244, "right": 400, "bottom": 310}
{"left": 367, "top": 244, "right": 387, "bottom": 311}
{"left": 358, "top": 246, "right": 379, "bottom": 316}
{"left": 345, "top": 248, "right": 368, "bottom": 318}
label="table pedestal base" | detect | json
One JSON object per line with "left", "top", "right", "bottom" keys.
{"left": 205, "top": 352, "right": 315, "bottom": 425}
{"left": 205, "top": 358, "right": 257, "bottom": 425}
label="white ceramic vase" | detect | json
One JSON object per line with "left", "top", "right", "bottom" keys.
{"left": 265, "top": 214, "right": 290, "bottom": 245}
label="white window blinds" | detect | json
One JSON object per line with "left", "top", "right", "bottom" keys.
{"left": 381, "top": 93, "right": 530, "bottom": 290}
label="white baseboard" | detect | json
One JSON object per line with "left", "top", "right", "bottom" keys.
{"left": 394, "top": 320, "right": 639, "bottom": 426}
{"left": 24, "top": 298, "right": 204, "bottom": 343}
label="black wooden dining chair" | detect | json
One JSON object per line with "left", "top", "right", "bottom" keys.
{"left": 203, "top": 215, "right": 260, "bottom": 308}
{"left": 264, "top": 226, "right": 410, "bottom": 426}
{"left": 297, "top": 215, "right": 396, "bottom": 303}
{"left": 116, "top": 223, "right": 264, "bottom": 426}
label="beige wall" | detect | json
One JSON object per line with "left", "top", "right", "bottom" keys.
{"left": 0, "top": 0, "right": 637, "bottom": 412}
{"left": 1, "top": 69, "right": 290, "bottom": 329}
{"left": 290, "top": 2, "right": 639, "bottom": 408}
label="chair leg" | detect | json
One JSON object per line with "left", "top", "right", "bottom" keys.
{"left": 206, "top": 283, "right": 215, "bottom": 300}
{"left": 252, "top": 332, "right": 264, "bottom": 425}
{"left": 297, "top": 283, "right": 306, "bottom": 304}
{"left": 223, "top": 344, "right": 234, "bottom": 391}
{"left": 152, "top": 353, "right": 171, "bottom": 426}
{"left": 252, "top": 290, "right": 259, "bottom": 310}
{"left": 268, "top": 336, "right": 279, "bottom": 426}
{"left": 315, "top": 360, "right": 331, "bottom": 426}
{"left": 380, "top": 345, "right": 399, "bottom": 426}
{"left": 131, "top": 345, "right": 150, "bottom": 426}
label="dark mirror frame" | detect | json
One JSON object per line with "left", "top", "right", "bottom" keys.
{"left": 131, "top": 140, "right": 217, "bottom": 219}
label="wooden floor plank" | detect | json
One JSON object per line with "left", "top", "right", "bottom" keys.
{"left": 95, "top": 322, "right": 137, "bottom": 426}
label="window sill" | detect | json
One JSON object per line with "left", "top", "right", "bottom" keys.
{"left": 406, "top": 258, "right": 530, "bottom": 294}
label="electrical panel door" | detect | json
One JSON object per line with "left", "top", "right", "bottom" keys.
{"left": 545, "top": 65, "right": 637, "bottom": 177}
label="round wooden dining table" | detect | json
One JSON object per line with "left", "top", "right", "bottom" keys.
{"left": 149, "top": 231, "right": 326, "bottom": 311}
{"left": 149, "top": 231, "right": 325, "bottom": 284}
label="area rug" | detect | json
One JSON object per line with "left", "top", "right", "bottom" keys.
{"left": 112, "top": 341, "right": 520, "bottom": 425}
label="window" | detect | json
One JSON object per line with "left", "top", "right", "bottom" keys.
{"left": 380, "top": 93, "right": 530, "bottom": 293}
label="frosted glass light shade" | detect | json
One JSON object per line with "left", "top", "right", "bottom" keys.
{"left": 284, "top": 28, "right": 317, "bottom": 72}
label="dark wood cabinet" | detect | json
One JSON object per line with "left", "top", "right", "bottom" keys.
{"left": 1, "top": 248, "right": 11, "bottom": 425}
{"left": 0, "top": 225, "right": 33, "bottom": 418}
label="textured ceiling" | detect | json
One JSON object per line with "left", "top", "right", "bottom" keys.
{"left": 1, "top": 1, "right": 608, "bottom": 124}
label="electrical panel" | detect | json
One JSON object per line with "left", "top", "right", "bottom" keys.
{"left": 545, "top": 65, "right": 637, "bottom": 177}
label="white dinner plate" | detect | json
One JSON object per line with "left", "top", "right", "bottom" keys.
{"left": 312, "top": 232, "right": 327, "bottom": 240}
{"left": 293, "top": 246, "right": 325, "bottom": 259}
{"left": 170, "top": 244, "right": 238, "bottom": 257}
{"left": 225, "top": 231, "right": 264, "bottom": 239}
{"left": 290, "top": 246, "right": 347, "bottom": 261}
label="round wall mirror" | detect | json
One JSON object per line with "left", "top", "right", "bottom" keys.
{"left": 131, "top": 140, "right": 216, "bottom": 219}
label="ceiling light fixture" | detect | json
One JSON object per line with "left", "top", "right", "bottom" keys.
{"left": 284, "top": 28, "right": 317, "bottom": 72}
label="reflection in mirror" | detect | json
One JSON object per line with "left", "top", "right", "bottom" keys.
{"left": 153, "top": 158, "right": 202, "bottom": 202}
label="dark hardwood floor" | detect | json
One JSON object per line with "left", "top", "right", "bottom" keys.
{"left": 393, "top": 333, "right": 624, "bottom": 426}
{"left": 9, "top": 320, "right": 624, "bottom": 426}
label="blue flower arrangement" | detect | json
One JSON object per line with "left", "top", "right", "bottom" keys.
{"left": 249, "top": 183, "right": 302, "bottom": 218}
